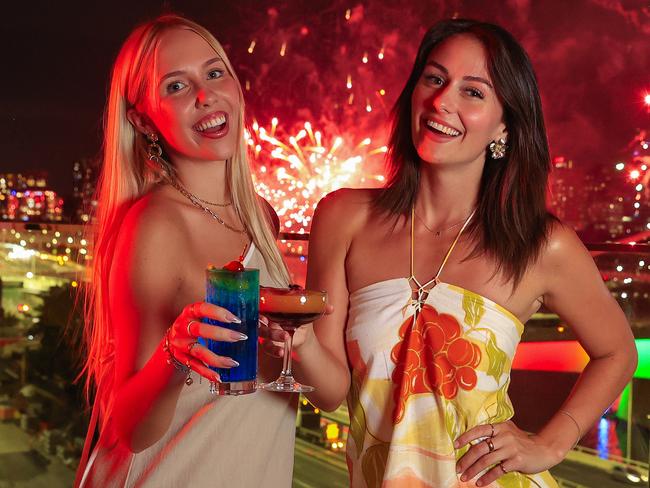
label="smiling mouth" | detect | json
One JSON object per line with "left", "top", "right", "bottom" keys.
{"left": 194, "top": 113, "right": 227, "bottom": 132}
{"left": 425, "top": 119, "right": 461, "bottom": 137}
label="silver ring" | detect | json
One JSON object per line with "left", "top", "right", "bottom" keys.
{"left": 187, "top": 341, "right": 199, "bottom": 354}
{"left": 486, "top": 438, "right": 495, "bottom": 452}
{"left": 488, "top": 423, "right": 495, "bottom": 438}
{"left": 499, "top": 462, "right": 508, "bottom": 474}
{"left": 187, "top": 320, "right": 197, "bottom": 337}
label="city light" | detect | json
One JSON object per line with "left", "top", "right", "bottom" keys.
{"left": 630, "top": 170, "right": 641, "bottom": 180}
{"left": 615, "top": 162, "right": 625, "bottom": 171}
{"left": 644, "top": 93, "right": 650, "bottom": 106}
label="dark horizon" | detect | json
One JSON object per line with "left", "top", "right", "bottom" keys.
{"left": 1, "top": 0, "right": 648, "bottom": 196}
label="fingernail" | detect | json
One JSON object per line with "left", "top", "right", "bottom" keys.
{"left": 453, "top": 440, "right": 459, "bottom": 448}
{"left": 233, "top": 332, "right": 248, "bottom": 341}
{"left": 460, "top": 475, "right": 467, "bottom": 482}
{"left": 213, "top": 373, "right": 221, "bottom": 382}
{"left": 476, "top": 481, "right": 482, "bottom": 487}
{"left": 227, "top": 313, "right": 242, "bottom": 324}
{"left": 225, "top": 358, "right": 240, "bottom": 367}
{"left": 455, "top": 465, "right": 461, "bottom": 474}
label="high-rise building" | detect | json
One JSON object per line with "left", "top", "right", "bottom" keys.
{"left": 0, "top": 172, "right": 63, "bottom": 222}
{"left": 548, "top": 156, "right": 587, "bottom": 231}
{"left": 72, "top": 159, "right": 98, "bottom": 223}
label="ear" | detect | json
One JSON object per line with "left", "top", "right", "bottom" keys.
{"left": 127, "top": 108, "right": 157, "bottom": 136}
{"left": 494, "top": 122, "right": 508, "bottom": 143}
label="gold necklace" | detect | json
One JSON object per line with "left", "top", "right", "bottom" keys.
{"left": 414, "top": 210, "right": 471, "bottom": 237}
{"left": 168, "top": 178, "right": 247, "bottom": 235}
{"left": 194, "top": 195, "right": 232, "bottom": 207}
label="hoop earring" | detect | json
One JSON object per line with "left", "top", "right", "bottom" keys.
{"left": 489, "top": 138, "right": 507, "bottom": 159}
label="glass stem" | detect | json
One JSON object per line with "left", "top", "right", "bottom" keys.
{"left": 281, "top": 330, "right": 294, "bottom": 378}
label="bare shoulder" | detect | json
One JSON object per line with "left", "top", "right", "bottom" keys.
{"left": 313, "top": 188, "right": 378, "bottom": 231}
{"left": 119, "top": 189, "right": 191, "bottom": 254}
{"left": 111, "top": 189, "right": 191, "bottom": 299}
{"left": 257, "top": 195, "right": 280, "bottom": 236}
{"left": 533, "top": 220, "right": 603, "bottom": 300}
{"left": 538, "top": 220, "right": 590, "bottom": 270}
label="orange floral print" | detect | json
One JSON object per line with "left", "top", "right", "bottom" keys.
{"left": 391, "top": 304, "right": 482, "bottom": 423}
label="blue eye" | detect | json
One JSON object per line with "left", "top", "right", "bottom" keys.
{"left": 208, "top": 69, "right": 224, "bottom": 80}
{"left": 166, "top": 81, "right": 187, "bottom": 93}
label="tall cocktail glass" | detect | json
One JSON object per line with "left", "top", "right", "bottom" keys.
{"left": 201, "top": 266, "right": 259, "bottom": 395}
{"left": 260, "top": 286, "right": 327, "bottom": 393}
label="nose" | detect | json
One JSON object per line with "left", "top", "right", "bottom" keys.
{"left": 431, "top": 86, "right": 454, "bottom": 114}
{"left": 195, "top": 84, "right": 217, "bottom": 108}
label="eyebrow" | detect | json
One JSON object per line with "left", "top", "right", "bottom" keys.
{"left": 426, "top": 61, "right": 493, "bottom": 89}
{"left": 159, "top": 56, "right": 224, "bottom": 85}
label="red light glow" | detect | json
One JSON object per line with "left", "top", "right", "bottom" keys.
{"left": 512, "top": 341, "right": 589, "bottom": 373}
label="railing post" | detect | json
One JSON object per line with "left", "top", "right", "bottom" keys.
{"left": 626, "top": 379, "right": 633, "bottom": 462}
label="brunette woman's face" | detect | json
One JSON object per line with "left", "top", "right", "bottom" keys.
{"left": 411, "top": 34, "right": 507, "bottom": 168}
{"left": 139, "top": 28, "right": 240, "bottom": 164}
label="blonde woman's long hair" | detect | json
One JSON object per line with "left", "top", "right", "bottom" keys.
{"left": 82, "top": 14, "right": 290, "bottom": 422}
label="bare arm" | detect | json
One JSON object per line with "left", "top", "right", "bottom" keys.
{"left": 457, "top": 224, "right": 637, "bottom": 484}
{"left": 109, "top": 200, "right": 243, "bottom": 452}
{"left": 532, "top": 225, "right": 637, "bottom": 456}
{"left": 291, "top": 190, "right": 358, "bottom": 411}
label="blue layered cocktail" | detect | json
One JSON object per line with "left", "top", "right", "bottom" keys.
{"left": 201, "top": 265, "right": 259, "bottom": 395}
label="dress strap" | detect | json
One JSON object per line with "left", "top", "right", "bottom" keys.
{"left": 409, "top": 206, "right": 476, "bottom": 290}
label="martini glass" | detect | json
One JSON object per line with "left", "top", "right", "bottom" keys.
{"left": 259, "top": 286, "right": 327, "bottom": 393}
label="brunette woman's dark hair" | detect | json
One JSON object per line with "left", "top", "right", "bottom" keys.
{"left": 375, "top": 18, "right": 556, "bottom": 285}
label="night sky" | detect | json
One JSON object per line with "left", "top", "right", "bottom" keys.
{"left": 1, "top": 0, "right": 648, "bottom": 197}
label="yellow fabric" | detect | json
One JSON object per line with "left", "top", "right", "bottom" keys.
{"left": 345, "top": 278, "right": 558, "bottom": 488}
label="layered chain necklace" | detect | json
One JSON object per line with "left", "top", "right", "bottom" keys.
{"left": 168, "top": 177, "right": 247, "bottom": 235}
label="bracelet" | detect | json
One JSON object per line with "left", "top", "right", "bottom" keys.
{"left": 163, "top": 327, "right": 194, "bottom": 385}
{"left": 558, "top": 409, "right": 582, "bottom": 447}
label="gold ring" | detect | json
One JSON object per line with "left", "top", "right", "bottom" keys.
{"left": 499, "top": 462, "right": 508, "bottom": 474}
{"left": 488, "top": 423, "right": 495, "bottom": 438}
{"left": 486, "top": 438, "right": 495, "bottom": 452}
{"left": 187, "top": 341, "right": 199, "bottom": 354}
{"left": 187, "top": 320, "right": 197, "bottom": 337}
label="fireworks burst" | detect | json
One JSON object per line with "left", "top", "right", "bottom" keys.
{"left": 246, "top": 119, "right": 387, "bottom": 237}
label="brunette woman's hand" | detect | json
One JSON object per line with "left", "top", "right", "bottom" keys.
{"left": 258, "top": 317, "right": 312, "bottom": 358}
{"left": 258, "top": 303, "right": 333, "bottom": 358}
{"left": 454, "top": 421, "right": 563, "bottom": 486}
{"left": 166, "top": 301, "right": 248, "bottom": 382}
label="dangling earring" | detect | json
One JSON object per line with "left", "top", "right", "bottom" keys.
{"left": 146, "top": 132, "right": 174, "bottom": 179}
{"left": 146, "top": 133, "right": 163, "bottom": 162}
{"left": 489, "top": 138, "right": 507, "bottom": 159}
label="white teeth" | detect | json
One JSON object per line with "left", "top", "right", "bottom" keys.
{"left": 426, "top": 120, "right": 460, "bottom": 136}
{"left": 196, "top": 114, "right": 226, "bottom": 131}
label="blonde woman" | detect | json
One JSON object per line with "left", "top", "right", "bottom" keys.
{"left": 76, "top": 15, "right": 296, "bottom": 487}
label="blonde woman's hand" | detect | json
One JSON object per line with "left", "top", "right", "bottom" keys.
{"left": 166, "top": 302, "right": 248, "bottom": 382}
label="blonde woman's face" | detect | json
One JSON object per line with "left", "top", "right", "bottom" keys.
{"left": 411, "top": 34, "right": 507, "bottom": 168}
{"left": 141, "top": 28, "right": 241, "bottom": 164}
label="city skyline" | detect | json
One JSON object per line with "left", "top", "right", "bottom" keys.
{"left": 1, "top": 0, "right": 649, "bottom": 196}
